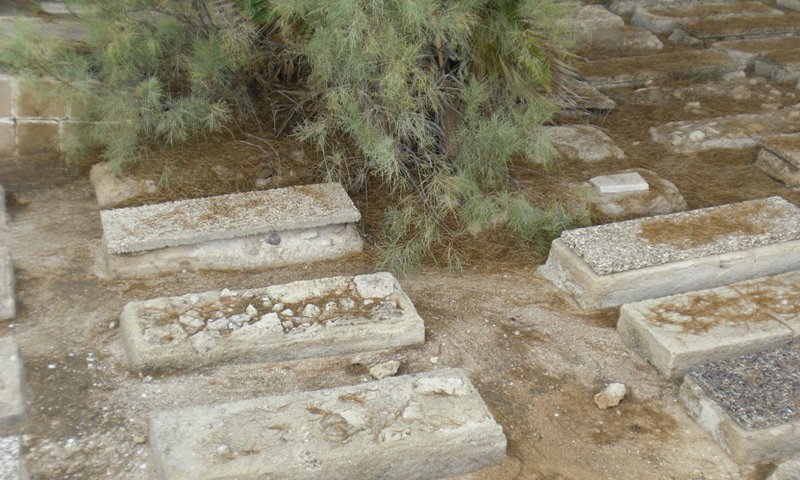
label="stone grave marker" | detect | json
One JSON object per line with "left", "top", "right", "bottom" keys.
{"left": 587, "top": 168, "right": 686, "bottom": 220}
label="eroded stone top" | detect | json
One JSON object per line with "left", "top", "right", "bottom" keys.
{"left": 560, "top": 196, "right": 800, "bottom": 275}
{"left": 762, "top": 134, "right": 800, "bottom": 168}
{"left": 101, "top": 183, "right": 360, "bottom": 254}
{"left": 689, "top": 344, "right": 800, "bottom": 430}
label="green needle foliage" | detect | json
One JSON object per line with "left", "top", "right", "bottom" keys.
{"left": 0, "top": 0, "right": 271, "bottom": 172}
{"left": 242, "top": 0, "right": 585, "bottom": 272}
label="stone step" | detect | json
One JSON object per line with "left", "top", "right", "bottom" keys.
{"left": 0, "top": 248, "right": 14, "bottom": 321}
{"left": 0, "top": 437, "right": 27, "bottom": 480}
{"left": 680, "top": 344, "right": 800, "bottom": 464}
{"left": 714, "top": 37, "right": 800, "bottom": 67}
{"left": 120, "top": 273, "right": 425, "bottom": 371}
{"left": 757, "top": 134, "right": 800, "bottom": 187}
{"left": 149, "top": 368, "right": 507, "bottom": 480}
{"left": 670, "top": 14, "right": 800, "bottom": 46}
{"left": 650, "top": 104, "right": 800, "bottom": 154}
{"left": 618, "top": 272, "right": 799, "bottom": 379}
{"left": 632, "top": 2, "right": 784, "bottom": 35}
{"left": 0, "top": 337, "right": 24, "bottom": 428}
{"left": 538, "top": 196, "right": 800, "bottom": 309}
{"left": 576, "top": 26, "right": 663, "bottom": 59}
{"left": 755, "top": 49, "right": 800, "bottom": 84}
{"left": 99, "top": 183, "right": 363, "bottom": 277}
{"left": 580, "top": 50, "right": 745, "bottom": 89}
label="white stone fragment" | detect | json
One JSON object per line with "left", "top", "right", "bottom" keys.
{"left": 302, "top": 304, "right": 321, "bottom": 318}
{"left": 369, "top": 360, "right": 401, "bottom": 380}
{"left": 589, "top": 172, "right": 649, "bottom": 194}
{"left": 594, "top": 383, "right": 626, "bottom": 409}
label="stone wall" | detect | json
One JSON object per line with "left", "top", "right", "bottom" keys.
{"left": 0, "top": 73, "right": 70, "bottom": 156}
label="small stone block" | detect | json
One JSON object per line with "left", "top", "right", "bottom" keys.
{"left": 618, "top": 272, "right": 799, "bottom": 378}
{"left": 538, "top": 197, "right": 800, "bottom": 308}
{"left": 0, "top": 437, "right": 26, "bottom": 480}
{"left": 0, "top": 248, "right": 14, "bottom": 321}
{"left": 589, "top": 172, "right": 649, "bottom": 194}
{"left": 631, "top": 2, "right": 784, "bottom": 35}
{"left": 14, "top": 122, "right": 59, "bottom": 155}
{"left": 0, "top": 337, "right": 24, "bottom": 427}
{"left": 121, "top": 273, "right": 424, "bottom": 371}
{"left": 680, "top": 345, "right": 800, "bottom": 463}
{"left": 90, "top": 162, "right": 156, "bottom": 208}
{"left": 149, "top": 368, "right": 507, "bottom": 480}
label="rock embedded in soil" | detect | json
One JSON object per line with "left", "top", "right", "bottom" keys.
{"left": 631, "top": 2, "right": 784, "bottom": 35}
{"left": 594, "top": 383, "right": 627, "bottom": 409}
{"left": 544, "top": 125, "right": 625, "bottom": 162}
{"left": 757, "top": 133, "right": 800, "bottom": 187}
{"left": 89, "top": 162, "right": 156, "bottom": 209}
{"left": 618, "top": 271, "right": 800, "bottom": 379}
{"left": 574, "top": 5, "right": 624, "bottom": 31}
{"left": 369, "top": 360, "right": 401, "bottom": 380}
{"left": 713, "top": 37, "right": 800, "bottom": 67}
{"left": 0, "top": 337, "right": 24, "bottom": 427}
{"left": 587, "top": 169, "right": 686, "bottom": 220}
{"left": 0, "top": 247, "right": 12, "bottom": 320}
{"left": 120, "top": 273, "right": 424, "bottom": 371}
{"left": 680, "top": 345, "right": 800, "bottom": 463}
{"left": 755, "top": 49, "right": 800, "bottom": 84}
{"left": 148, "top": 368, "right": 507, "bottom": 480}
{"left": 538, "top": 196, "right": 800, "bottom": 308}
{"left": 576, "top": 26, "right": 663, "bottom": 58}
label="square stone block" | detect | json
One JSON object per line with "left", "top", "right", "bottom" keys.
{"left": 15, "top": 122, "right": 59, "bottom": 155}
{"left": 15, "top": 81, "right": 67, "bottom": 119}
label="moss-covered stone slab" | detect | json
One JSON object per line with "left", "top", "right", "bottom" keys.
{"left": 149, "top": 369, "right": 506, "bottom": 480}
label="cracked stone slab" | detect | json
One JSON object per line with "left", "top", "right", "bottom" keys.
{"left": 671, "top": 14, "right": 800, "bottom": 46}
{"left": 0, "top": 248, "right": 14, "bottom": 321}
{"left": 0, "top": 437, "right": 27, "bottom": 480}
{"left": 680, "top": 345, "right": 800, "bottom": 463}
{"left": 0, "top": 337, "right": 24, "bottom": 427}
{"left": 121, "top": 273, "right": 424, "bottom": 371}
{"left": 544, "top": 125, "right": 624, "bottom": 162}
{"left": 149, "top": 368, "right": 507, "bottom": 480}
{"left": 631, "top": 2, "right": 784, "bottom": 34}
{"left": 580, "top": 50, "right": 745, "bottom": 89}
{"left": 101, "top": 183, "right": 360, "bottom": 254}
{"left": 650, "top": 104, "right": 800, "bottom": 154}
{"left": 755, "top": 49, "right": 800, "bottom": 84}
{"left": 576, "top": 26, "right": 663, "bottom": 58}
{"left": 713, "top": 37, "right": 800, "bottom": 67}
{"left": 757, "top": 134, "right": 800, "bottom": 187}
{"left": 538, "top": 197, "right": 800, "bottom": 309}
{"left": 618, "top": 272, "right": 800, "bottom": 379}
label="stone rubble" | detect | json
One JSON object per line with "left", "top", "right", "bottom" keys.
{"left": 594, "top": 383, "right": 627, "bottom": 409}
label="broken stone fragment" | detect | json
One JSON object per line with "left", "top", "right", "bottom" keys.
{"left": 302, "top": 304, "right": 321, "bottom": 318}
{"left": 594, "top": 383, "right": 627, "bottom": 409}
{"left": 369, "top": 360, "right": 401, "bottom": 380}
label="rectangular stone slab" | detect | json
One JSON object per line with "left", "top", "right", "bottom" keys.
{"left": 713, "top": 37, "right": 800, "bottom": 66}
{"left": 580, "top": 50, "right": 745, "bottom": 89}
{"left": 680, "top": 345, "right": 800, "bottom": 463}
{"left": 538, "top": 197, "right": 800, "bottom": 309}
{"left": 631, "top": 2, "right": 784, "bottom": 34}
{"left": 671, "top": 15, "right": 800, "bottom": 45}
{"left": 0, "top": 248, "right": 14, "bottom": 321}
{"left": 651, "top": 105, "right": 800, "bottom": 154}
{"left": 100, "top": 183, "right": 360, "bottom": 254}
{"left": 0, "top": 437, "right": 27, "bottom": 480}
{"left": 618, "top": 272, "right": 800, "bottom": 379}
{"left": 149, "top": 368, "right": 507, "bottom": 480}
{"left": 121, "top": 273, "right": 425, "bottom": 371}
{"left": 755, "top": 50, "right": 800, "bottom": 84}
{"left": 0, "top": 338, "right": 24, "bottom": 428}
{"left": 589, "top": 172, "right": 649, "bottom": 194}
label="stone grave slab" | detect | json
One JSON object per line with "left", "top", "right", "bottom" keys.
{"left": 121, "top": 273, "right": 425, "bottom": 371}
{"left": 631, "top": 2, "right": 784, "bottom": 35}
{"left": 99, "top": 183, "right": 363, "bottom": 277}
{"left": 618, "top": 272, "right": 800, "bottom": 379}
{"left": 90, "top": 163, "right": 156, "bottom": 208}
{"left": 0, "top": 248, "right": 14, "bottom": 321}
{"left": 576, "top": 26, "right": 663, "bottom": 58}
{"left": 589, "top": 172, "right": 649, "bottom": 195}
{"left": 149, "top": 368, "right": 507, "bottom": 480}
{"left": 538, "top": 196, "right": 800, "bottom": 309}
{"left": 575, "top": 5, "right": 624, "bottom": 31}
{"left": 544, "top": 125, "right": 624, "bottom": 162}
{"left": 755, "top": 49, "right": 800, "bottom": 84}
{"left": 580, "top": 50, "right": 745, "bottom": 89}
{"left": 757, "top": 134, "right": 800, "bottom": 188}
{"left": 670, "top": 15, "right": 800, "bottom": 46}
{"left": 0, "top": 437, "right": 26, "bottom": 480}
{"left": 680, "top": 345, "right": 800, "bottom": 463}
{"left": 713, "top": 37, "right": 800, "bottom": 67}
{"left": 587, "top": 168, "right": 686, "bottom": 220}
{"left": 651, "top": 104, "right": 800, "bottom": 154}
{"left": 0, "top": 338, "right": 24, "bottom": 427}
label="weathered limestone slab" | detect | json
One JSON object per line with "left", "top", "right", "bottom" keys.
{"left": 757, "top": 134, "right": 800, "bottom": 187}
{"left": 680, "top": 345, "right": 800, "bottom": 464}
{"left": 755, "top": 50, "right": 800, "bottom": 84}
{"left": 618, "top": 272, "right": 800, "bottom": 379}
{"left": 90, "top": 163, "right": 156, "bottom": 208}
{"left": 587, "top": 169, "right": 687, "bottom": 220}
{"left": 671, "top": 15, "right": 800, "bottom": 46}
{"left": 538, "top": 197, "right": 800, "bottom": 309}
{"left": 99, "top": 183, "right": 363, "bottom": 277}
{"left": 631, "top": 2, "right": 784, "bottom": 35}
{"left": 651, "top": 104, "right": 800, "bottom": 154}
{"left": 576, "top": 26, "right": 663, "bottom": 58}
{"left": 149, "top": 368, "right": 507, "bottom": 480}
{"left": 590, "top": 172, "right": 649, "bottom": 195}
{"left": 0, "top": 437, "right": 27, "bottom": 480}
{"left": 121, "top": 273, "right": 424, "bottom": 371}
{"left": 580, "top": 50, "right": 745, "bottom": 89}
{"left": 0, "top": 338, "right": 24, "bottom": 427}
{"left": 0, "top": 248, "right": 14, "bottom": 321}
{"left": 575, "top": 5, "right": 624, "bottom": 31}
{"left": 713, "top": 37, "right": 800, "bottom": 67}
{"left": 545, "top": 125, "right": 624, "bottom": 162}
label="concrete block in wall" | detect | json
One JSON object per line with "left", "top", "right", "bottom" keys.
{"left": 15, "top": 121, "right": 58, "bottom": 155}
{"left": 16, "top": 81, "right": 67, "bottom": 119}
